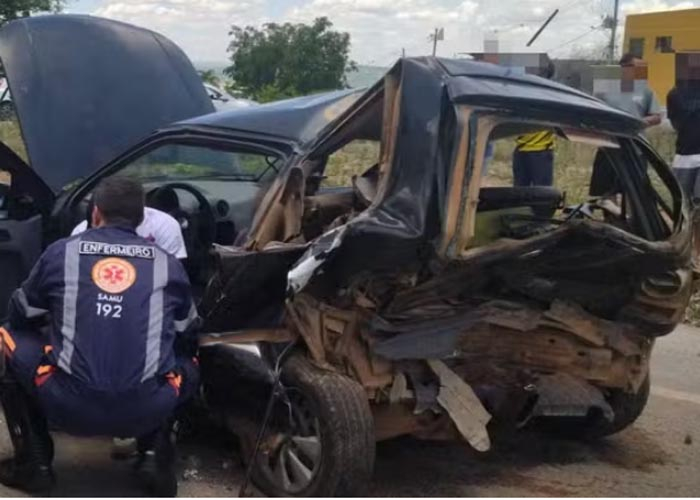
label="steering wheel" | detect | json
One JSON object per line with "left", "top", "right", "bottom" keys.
{"left": 147, "top": 183, "right": 217, "bottom": 272}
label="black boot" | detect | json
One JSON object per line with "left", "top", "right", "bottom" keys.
{"left": 135, "top": 421, "right": 178, "bottom": 497}
{"left": 0, "top": 375, "right": 55, "bottom": 493}
{"left": 0, "top": 457, "right": 54, "bottom": 493}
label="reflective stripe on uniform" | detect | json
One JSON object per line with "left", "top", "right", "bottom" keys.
{"left": 174, "top": 302, "right": 199, "bottom": 333}
{"left": 142, "top": 249, "right": 168, "bottom": 382}
{"left": 58, "top": 238, "right": 81, "bottom": 374}
{"left": 15, "top": 289, "right": 49, "bottom": 318}
{"left": 0, "top": 327, "right": 16, "bottom": 353}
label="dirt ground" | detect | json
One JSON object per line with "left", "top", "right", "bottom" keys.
{"left": 0, "top": 325, "right": 698, "bottom": 497}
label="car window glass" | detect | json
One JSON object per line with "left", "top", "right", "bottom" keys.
{"left": 119, "top": 143, "right": 278, "bottom": 182}
{"left": 322, "top": 140, "right": 380, "bottom": 188}
{"left": 468, "top": 121, "right": 651, "bottom": 249}
{"left": 481, "top": 126, "right": 602, "bottom": 205}
{"left": 632, "top": 141, "right": 676, "bottom": 232}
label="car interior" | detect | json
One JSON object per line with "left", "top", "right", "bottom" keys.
{"left": 0, "top": 164, "right": 45, "bottom": 320}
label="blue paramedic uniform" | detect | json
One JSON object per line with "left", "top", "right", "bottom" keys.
{"left": 1, "top": 225, "right": 199, "bottom": 438}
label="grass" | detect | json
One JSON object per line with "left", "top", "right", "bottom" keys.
{"left": 324, "top": 140, "right": 380, "bottom": 187}
{"left": 324, "top": 130, "right": 676, "bottom": 200}
{"left": 0, "top": 119, "right": 27, "bottom": 162}
{"left": 0, "top": 119, "right": 26, "bottom": 185}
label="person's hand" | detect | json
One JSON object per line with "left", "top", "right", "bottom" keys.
{"left": 643, "top": 113, "right": 662, "bottom": 128}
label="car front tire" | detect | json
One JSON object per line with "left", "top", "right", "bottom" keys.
{"left": 252, "top": 354, "right": 375, "bottom": 497}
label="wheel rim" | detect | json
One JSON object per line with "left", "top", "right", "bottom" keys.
{"left": 260, "top": 389, "right": 322, "bottom": 494}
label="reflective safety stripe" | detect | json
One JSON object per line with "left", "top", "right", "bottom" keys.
{"left": 16, "top": 289, "right": 49, "bottom": 318}
{"left": 0, "top": 327, "right": 16, "bottom": 353}
{"left": 58, "top": 238, "right": 81, "bottom": 373}
{"left": 142, "top": 249, "right": 168, "bottom": 382}
{"left": 165, "top": 372, "right": 182, "bottom": 397}
{"left": 34, "top": 365, "right": 56, "bottom": 387}
{"left": 36, "top": 365, "right": 54, "bottom": 376}
{"left": 174, "top": 302, "right": 199, "bottom": 333}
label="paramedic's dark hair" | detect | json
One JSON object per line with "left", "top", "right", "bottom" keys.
{"left": 92, "top": 177, "right": 144, "bottom": 229}
{"left": 619, "top": 53, "right": 637, "bottom": 66}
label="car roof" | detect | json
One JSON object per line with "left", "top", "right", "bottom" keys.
{"left": 181, "top": 88, "right": 364, "bottom": 144}
{"left": 434, "top": 57, "right": 641, "bottom": 132}
{"left": 181, "top": 57, "right": 641, "bottom": 148}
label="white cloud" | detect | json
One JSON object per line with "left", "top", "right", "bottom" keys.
{"left": 91, "top": 0, "right": 269, "bottom": 62}
{"left": 621, "top": 0, "right": 696, "bottom": 15}
{"left": 81, "top": 0, "right": 699, "bottom": 65}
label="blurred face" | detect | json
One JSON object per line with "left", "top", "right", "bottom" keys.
{"left": 621, "top": 58, "right": 647, "bottom": 92}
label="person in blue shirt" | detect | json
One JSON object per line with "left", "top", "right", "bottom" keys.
{"left": 0, "top": 177, "right": 199, "bottom": 495}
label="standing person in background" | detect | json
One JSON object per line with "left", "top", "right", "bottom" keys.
{"left": 668, "top": 55, "right": 700, "bottom": 261}
{"left": 597, "top": 53, "right": 662, "bottom": 128}
{"left": 512, "top": 62, "right": 556, "bottom": 187}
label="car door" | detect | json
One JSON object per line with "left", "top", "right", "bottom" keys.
{"left": 0, "top": 142, "right": 54, "bottom": 320}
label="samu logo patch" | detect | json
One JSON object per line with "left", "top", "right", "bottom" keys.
{"left": 91, "top": 258, "right": 137, "bottom": 294}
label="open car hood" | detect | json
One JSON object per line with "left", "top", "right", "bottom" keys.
{"left": 0, "top": 15, "right": 215, "bottom": 192}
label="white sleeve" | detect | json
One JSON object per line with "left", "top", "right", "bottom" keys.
{"left": 71, "top": 220, "right": 88, "bottom": 236}
{"left": 157, "top": 212, "right": 188, "bottom": 259}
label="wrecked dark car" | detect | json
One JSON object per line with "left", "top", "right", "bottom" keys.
{"left": 0, "top": 15, "right": 692, "bottom": 498}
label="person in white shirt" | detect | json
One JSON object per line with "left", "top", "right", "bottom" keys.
{"left": 72, "top": 205, "right": 188, "bottom": 259}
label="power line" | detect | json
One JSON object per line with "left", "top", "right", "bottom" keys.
{"left": 546, "top": 26, "right": 603, "bottom": 54}
{"left": 559, "top": 0, "right": 584, "bottom": 14}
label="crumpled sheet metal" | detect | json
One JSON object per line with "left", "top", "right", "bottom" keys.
{"left": 370, "top": 299, "right": 644, "bottom": 361}
{"left": 529, "top": 373, "right": 614, "bottom": 422}
{"left": 286, "top": 59, "right": 446, "bottom": 297}
{"left": 427, "top": 359, "right": 491, "bottom": 452}
{"left": 287, "top": 226, "right": 347, "bottom": 296}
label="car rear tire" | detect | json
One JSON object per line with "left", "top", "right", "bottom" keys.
{"left": 252, "top": 354, "right": 375, "bottom": 497}
{"left": 538, "top": 375, "right": 650, "bottom": 440}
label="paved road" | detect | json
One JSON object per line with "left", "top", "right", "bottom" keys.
{"left": 0, "top": 326, "right": 698, "bottom": 497}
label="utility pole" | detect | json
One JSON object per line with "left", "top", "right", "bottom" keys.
{"left": 430, "top": 27, "right": 444, "bottom": 56}
{"left": 526, "top": 9, "right": 559, "bottom": 47}
{"left": 402, "top": 47, "right": 406, "bottom": 58}
{"left": 609, "top": 0, "right": 620, "bottom": 62}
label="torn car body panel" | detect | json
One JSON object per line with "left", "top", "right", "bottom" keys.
{"left": 200, "top": 57, "right": 692, "bottom": 452}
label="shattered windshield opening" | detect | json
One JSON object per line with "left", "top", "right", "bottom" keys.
{"left": 120, "top": 143, "right": 280, "bottom": 183}
{"left": 464, "top": 117, "right": 676, "bottom": 252}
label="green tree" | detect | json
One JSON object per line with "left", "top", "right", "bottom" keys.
{"left": 198, "top": 69, "right": 221, "bottom": 88}
{"left": 225, "top": 17, "right": 356, "bottom": 102}
{"left": 0, "top": 0, "right": 66, "bottom": 27}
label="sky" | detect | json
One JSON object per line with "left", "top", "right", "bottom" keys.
{"left": 65, "top": 0, "right": 699, "bottom": 66}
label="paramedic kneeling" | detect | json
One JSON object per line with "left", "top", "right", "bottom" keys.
{"left": 0, "top": 177, "right": 200, "bottom": 496}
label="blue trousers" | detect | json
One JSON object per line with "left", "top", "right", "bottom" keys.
{"left": 512, "top": 149, "right": 554, "bottom": 187}
{"left": 2, "top": 328, "right": 199, "bottom": 438}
